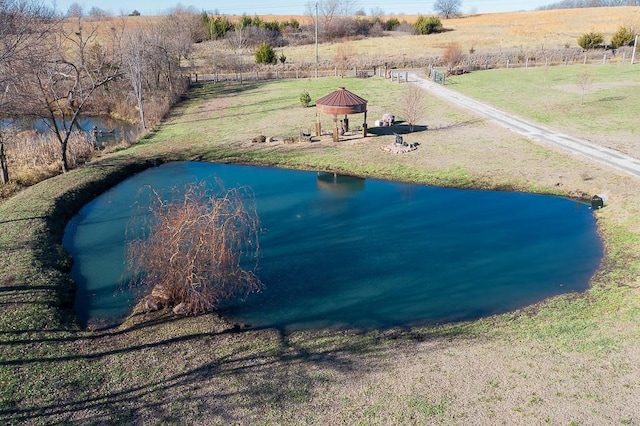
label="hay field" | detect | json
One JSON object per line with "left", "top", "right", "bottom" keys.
{"left": 234, "top": 7, "right": 640, "bottom": 63}
{"left": 82, "top": 7, "right": 640, "bottom": 64}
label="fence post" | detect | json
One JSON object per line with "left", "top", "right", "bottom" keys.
{"left": 506, "top": 59, "right": 510, "bottom": 69}
{"left": 603, "top": 53, "right": 607, "bottom": 64}
{"left": 584, "top": 54, "right": 587, "bottom": 65}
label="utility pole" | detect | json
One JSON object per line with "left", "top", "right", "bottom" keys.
{"left": 315, "top": 2, "right": 319, "bottom": 78}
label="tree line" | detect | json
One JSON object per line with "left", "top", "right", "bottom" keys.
{"left": 0, "top": 0, "right": 199, "bottom": 183}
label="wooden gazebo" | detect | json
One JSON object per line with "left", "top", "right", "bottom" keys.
{"left": 315, "top": 87, "right": 368, "bottom": 141}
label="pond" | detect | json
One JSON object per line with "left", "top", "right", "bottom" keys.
{"left": 63, "top": 161, "right": 603, "bottom": 330}
{"left": 1, "top": 115, "right": 138, "bottom": 147}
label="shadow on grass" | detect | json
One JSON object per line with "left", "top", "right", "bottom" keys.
{"left": 367, "top": 123, "right": 429, "bottom": 136}
{"left": 165, "top": 102, "right": 302, "bottom": 128}
{"left": 163, "top": 81, "right": 264, "bottom": 121}
{"left": 0, "top": 216, "right": 47, "bottom": 225}
{"left": 432, "top": 118, "right": 485, "bottom": 131}
{"left": 0, "top": 309, "right": 474, "bottom": 424}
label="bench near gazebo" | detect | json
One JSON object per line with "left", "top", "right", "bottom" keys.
{"left": 315, "top": 87, "right": 368, "bottom": 142}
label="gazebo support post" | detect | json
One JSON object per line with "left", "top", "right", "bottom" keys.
{"left": 315, "top": 112, "right": 321, "bottom": 136}
{"left": 363, "top": 111, "right": 368, "bottom": 137}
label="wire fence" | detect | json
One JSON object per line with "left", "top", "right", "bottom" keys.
{"left": 188, "top": 46, "right": 638, "bottom": 86}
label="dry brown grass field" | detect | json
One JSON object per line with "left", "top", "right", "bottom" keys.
{"left": 87, "top": 7, "right": 640, "bottom": 64}
{"left": 286, "top": 7, "right": 640, "bottom": 64}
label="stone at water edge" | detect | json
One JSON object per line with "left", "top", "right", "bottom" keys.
{"left": 173, "top": 302, "right": 188, "bottom": 315}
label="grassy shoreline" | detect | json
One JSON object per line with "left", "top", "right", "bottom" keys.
{"left": 2, "top": 73, "right": 640, "bottom": 424}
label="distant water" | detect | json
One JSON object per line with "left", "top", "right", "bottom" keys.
{"left": 1, "top": 115, "right": 137, "bottom": 147}
{"left": 63, "top": 162, "right": 603, "bottom": 330}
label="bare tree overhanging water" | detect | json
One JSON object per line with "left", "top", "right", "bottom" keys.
{"left": 125, "top": 182, "right": 263, "bottom": 316}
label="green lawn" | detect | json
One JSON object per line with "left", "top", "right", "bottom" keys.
{"left": 447, "top": 64, "right": 640, "bottom": 137}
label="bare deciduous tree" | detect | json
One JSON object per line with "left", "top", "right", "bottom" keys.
{"left": 126, "top": 182, "right": 262, "bottom": 316}
{"left": 434, "top": 0, "right": 462, "bottom": 19}
{"left": 0, "top": 0, "right": 55, "bottom": 183}
{"left": 306, "top": 0, "right": 342, "bottom": 39}
{"left": 334, "top": 44, "right": 353, "bottom": 77}
{"left": 397, "top": 84, "right": 427, "bottom": 132}
{"left": 0, "top": 131, "right": 7, "bottom": 185}
{"left": 340, "top": 0, "right": 360, "bottom": 15}
{"left": 370, "top": 7, "right": 385, "bottom": 19}
{"left": 23, "top": 17, "right": 121, "bottom": 172}
{"left": 577, "top": 68, "right": 593, "bottom": 105}
{"left": 121, "top": 28, "right": 150, "bottom": 129}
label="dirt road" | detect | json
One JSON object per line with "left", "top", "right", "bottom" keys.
{"left": 410, "top": 71, "right": 640, "bottom": 180}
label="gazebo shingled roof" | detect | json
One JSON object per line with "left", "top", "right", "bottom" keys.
{"left": 316, "top": 87, "right": 367, "bottom": 115}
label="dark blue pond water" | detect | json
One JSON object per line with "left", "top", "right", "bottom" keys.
{"left": 63, "top": 161, "right": 603, "bottom": 330}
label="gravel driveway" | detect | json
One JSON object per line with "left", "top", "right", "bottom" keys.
{"left": 410, "top": 71, "right": 640, "bottom": 180}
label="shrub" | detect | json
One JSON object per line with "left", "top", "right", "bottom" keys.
{"left": 577, "top": 32, "right": 604, "bottom": 50}
{"left": 443, "top": 42, "right": 464, "bottom": 70}
{"left": 384, "top": 18, "right": 401, "bottom": 31}
{"left": 414, "top": 16, "right": 443, "bottom": 35}
{"left": 300, "top": 90, "right": 311, "bottom": 107}
{"left": 611, "top": 26, "right": 635, "bottom": 48}
{"left": 126, "top": 182, "right": 262, "bottom": 316}
{"left": 255, "top": 42, "right": 276, "bottom": 64}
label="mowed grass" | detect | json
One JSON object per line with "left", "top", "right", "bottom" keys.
{"left": 447, "top": 65, "right": 640, "bottom": 153}
{"left": 448, "top": 65, "right": 640, "bottom": 121}
{"left": 1, "top": 72, "right": 640, "bottom": 424}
